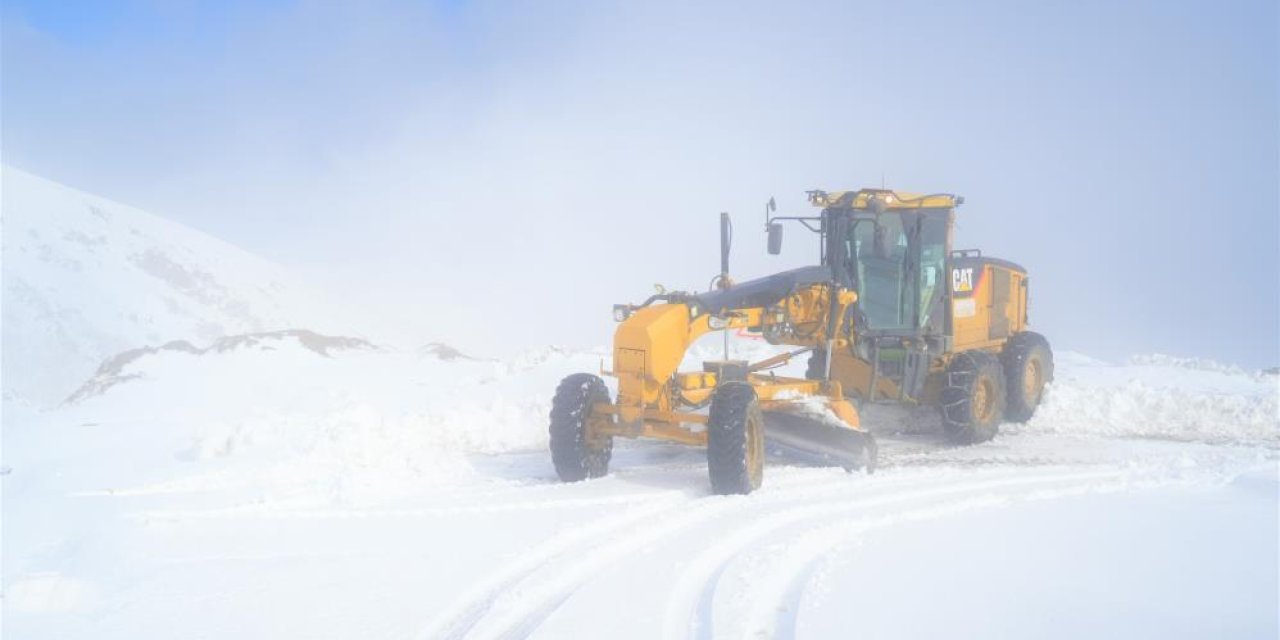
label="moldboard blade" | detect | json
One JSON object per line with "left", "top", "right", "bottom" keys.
{"left": 762, "top": 410, "right": 877, "bottom": 472}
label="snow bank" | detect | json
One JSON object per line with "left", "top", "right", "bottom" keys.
{"left": 17, "top": 338, "right": 1276, "bottom": 510}
{"left": 1018, "top": 351, "right": 1279, "bottom": 445}
{"left": 9, "top": 334, "right": 608, "bottom": 506}
{"left": 1128, "top": 353, "right": 1275, "bottom": 379}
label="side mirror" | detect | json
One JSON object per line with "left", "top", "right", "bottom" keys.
{"left": 767, "top": 223, "right": 784, "bottom": 255}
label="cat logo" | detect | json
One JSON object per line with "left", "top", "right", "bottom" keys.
{"left": 952, "top": 267, "right": 975, "bottom": 293}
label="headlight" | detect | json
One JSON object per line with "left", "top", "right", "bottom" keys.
{"left": 613, "top": 305, "right": 632, "bottom": 322}
{"left": 708, "top": 315, "right": 729, "bottom": 330}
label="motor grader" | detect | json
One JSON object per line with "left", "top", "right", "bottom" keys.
{"left": 549, "top": 188, "right": 1053, "bottom": 494}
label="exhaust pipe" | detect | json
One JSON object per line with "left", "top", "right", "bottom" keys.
{"left": 718, "top": 212, "right": 732, "bottom": 289}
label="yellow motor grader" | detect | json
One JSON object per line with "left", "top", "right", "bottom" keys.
{"left": 549, "top": 188, "right": 1053, "bottom": 494}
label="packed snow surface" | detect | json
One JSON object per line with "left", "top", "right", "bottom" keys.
{"left": 4, "top": 333, "right": 1277, "bottom": 639}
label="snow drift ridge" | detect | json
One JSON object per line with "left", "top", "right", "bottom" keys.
{"left": 65, "top": 329, "right": 379, "bottom": 404}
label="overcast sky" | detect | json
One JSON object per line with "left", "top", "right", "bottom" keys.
{"left": 3, "top": 0, "right": 1277, "bottom": 366}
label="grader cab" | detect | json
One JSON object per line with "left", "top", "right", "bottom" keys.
{"left": 549, "top": 188, "right": 1053, "bottom": 494}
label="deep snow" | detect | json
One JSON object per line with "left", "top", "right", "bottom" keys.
{"left": 3, "top": 332, "right": 1277, "bottom": 639}
{"left": 2, "top": 170, "right": 1277, "bottom": 639}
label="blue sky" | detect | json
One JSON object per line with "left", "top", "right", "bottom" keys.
{"left": 3, "top": 0, "right": 1277, "bottom": 366}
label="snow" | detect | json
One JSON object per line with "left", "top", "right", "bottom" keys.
{"left": 1, "top": 166, "right": 349, "bottom": 406}
{"left": 3, "top": 170, "right": 1278, "bottom": 639}
{"left": 799, "top": 469, "right": 1278, "bottom": 639}
{"left": 1019, "top": 352, "right": 1278, "bottom": 445}
{"left": 6, "top": 336, "right": 1276, "bottom": 639}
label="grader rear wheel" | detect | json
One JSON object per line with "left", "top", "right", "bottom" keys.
{"left": 1001, "top": 331, "right": 1054, "bottom": 422}
{"left": 707, "top": 382, "right": 765, "bottom": 495}
{"left": 940, "top": 351, "right": 1007, "bottom": 444}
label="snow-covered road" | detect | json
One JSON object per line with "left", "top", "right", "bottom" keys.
{"left": 4, "top": 339, "right": 1277, "bottom": 639}
{"left": 7, "top": 432, "right": 1276, "bottom": 639}
{"left": 417, "top": 437, "right": 1274, "bottom": 640}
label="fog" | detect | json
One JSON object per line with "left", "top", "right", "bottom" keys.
{"left": 3, "top": 0, "right": 1276, "bottom": 367}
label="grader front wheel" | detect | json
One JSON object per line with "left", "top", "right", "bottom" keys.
{"left": 707, "top": 382, "right": 765, "bottom": 495}
{"left": 549, "top": 373, "right": 613, "bottom": 482}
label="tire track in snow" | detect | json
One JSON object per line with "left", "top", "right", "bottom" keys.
{"left": 422, "top": 471, "right": 891, "bottom": 640}
{"left": 448, "top": 469, "right": 1023, "bottom": 640}
{"left": 426, "top": 466, "right": 1123, "bottom": 639}
{"left": 747, "top": 475, "right": 1143, "bottom": 640}
{"left": 757, "top": 476, "right": 1177, "bottom": 640}
{"left": 418, "top": 494, "right": 691, "bottom": 640}
{"left": 664, "top": 468, "right": 1126, "bottom": 640}
{"left": 762, "top": 495, "right": 1009, "bottom": 640}
{"left": 479, "top": 499, "right": 746, "bottom": 640}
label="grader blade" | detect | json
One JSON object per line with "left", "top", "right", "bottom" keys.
{"left": 762, "top": 407, "right": 877, "bottom": 473}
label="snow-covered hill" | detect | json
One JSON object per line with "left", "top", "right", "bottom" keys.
{"left": 1, "top": 166, "right": 345, "bottom": 406}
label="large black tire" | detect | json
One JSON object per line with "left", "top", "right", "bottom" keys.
{"left": 804, "top": 349, "right": 827, "bottom": 380}
{"left": 706, "top": 382, "right": 765, "bottom": 495}
{"left": 549, "top": 373, "right": 613, "bottom": 482}
{"left": 1000, "top": 332, "right": 1054, "bottom": 423}
{"left": 939, "top": 351, "right": 1007, "bottom": 444}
